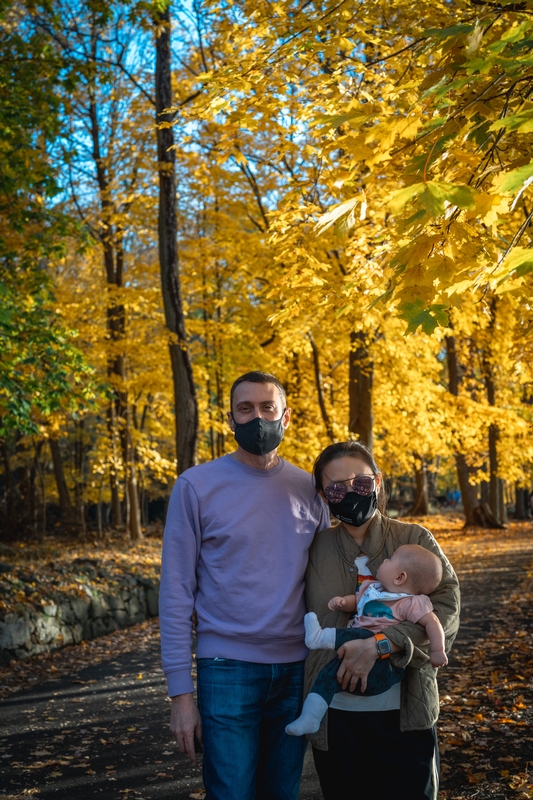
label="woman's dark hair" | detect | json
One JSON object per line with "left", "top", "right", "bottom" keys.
{"left": 313, "top": 440, "right": 387, "bottom": 513}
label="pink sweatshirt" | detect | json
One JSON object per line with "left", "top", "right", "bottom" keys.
{"left": 159, "top": 454, "right": 329, "bottom": 696}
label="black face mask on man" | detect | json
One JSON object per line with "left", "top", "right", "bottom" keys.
{"left": 327, "top": 490, "right": 378, "bottom": 528}
{"left": 231, "top": 412, "right": 286, "bottom": 456}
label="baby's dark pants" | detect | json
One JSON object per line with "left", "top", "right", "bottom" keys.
{"left": 311, "top": 628, "right": 404, "bottom": 702}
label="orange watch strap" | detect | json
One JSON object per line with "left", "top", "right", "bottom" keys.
{"left": 374, "top": 633, "right": 391, "bottom": 658}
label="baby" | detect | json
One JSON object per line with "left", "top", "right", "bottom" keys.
{"left": 286, "top": 544, "right": 447, "bottom": 737}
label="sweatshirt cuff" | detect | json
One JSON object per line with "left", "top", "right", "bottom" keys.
{"left": 165, "top": 668, "right": 195, "bottom": 698}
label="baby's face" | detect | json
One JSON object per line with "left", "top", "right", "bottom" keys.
{"left": 376, "top": 550, "right": 405, "bottom": 592}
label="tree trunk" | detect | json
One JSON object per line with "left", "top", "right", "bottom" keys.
{"left": 349, "top": 330, "right": 373, "bottom": 451}
{"left": 498, "top": 478, "right": 507, "bottom": 524}
{"left": 155, "top": 7, "right": 198, "bottom": 474}
{"left": 49, "top": 438, "right": 73, "bottom": 519}
{"left": 107, "top": 402, "right": 122, "bottom": 528}
{"left": 411, "top": 459, "right": 429, "bottom": 516}
{"left": 118, "top": 394, "right": 143, "bottom": 542}
{"left": 1, "top": 439, "right": 15, "bottom": 521}
{"left": 484, "top": 358, "right": 500, "bottom": 522}
{"left": 445, "top": 335, "right": 503, "bottom": 529}
{"left": 308, "top": 333, "right": 335, "bottom": 442}
{"left": 73, "top": 420, "right": 86, "bottom": 536}
{"left": 515, "top": 486, "right": 529, "bottom": 519}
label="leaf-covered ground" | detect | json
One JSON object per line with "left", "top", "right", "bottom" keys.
{"left": 0, "top": 535, "right": 162, "bottom": 617}
{"left": 1, "top": 516, "right": 533, "bottom": 799}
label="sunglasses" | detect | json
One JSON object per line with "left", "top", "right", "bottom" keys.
{"left": 322, "top": 475, "right": 376, "bottom": 505}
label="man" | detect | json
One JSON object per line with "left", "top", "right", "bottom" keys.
{"left": 160, "top": 371, "right": 329, "bottom": 800}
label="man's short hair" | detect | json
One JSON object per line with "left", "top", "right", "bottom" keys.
{"left": 230, "top": 371, "right": 287, "bottom": 411}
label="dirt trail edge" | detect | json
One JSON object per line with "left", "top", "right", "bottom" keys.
{"left": 1, "top": 520, "right": 533, "bottom": 800}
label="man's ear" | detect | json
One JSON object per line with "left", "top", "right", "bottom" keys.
{"left": 282, "top": 407, "right": 291, "bottom": 429}
{"left": 227, "top": 411, "right": 235, "bottom": 432}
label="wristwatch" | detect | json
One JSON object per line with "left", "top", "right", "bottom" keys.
{"left": 374, "top": 633, "right": 391, "bottom": 659}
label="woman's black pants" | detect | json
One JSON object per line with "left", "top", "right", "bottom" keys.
{"left": 312, "top": 708, "right": 439, "bottom": 800}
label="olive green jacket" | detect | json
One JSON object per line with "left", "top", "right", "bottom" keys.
{"left": 305, "top": 511, "right": 460, "bottom": 750}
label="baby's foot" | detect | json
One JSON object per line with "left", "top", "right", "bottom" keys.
{"left": 304, "top": 612, "right": 335, "bottom": 650}
{"left": 285, "top": 693, "right": 329, "bottom": 736}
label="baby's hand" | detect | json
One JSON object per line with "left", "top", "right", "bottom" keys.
{"left": 328, "top": 596, "right": 347, "bottom": 611}
{"left": 430, "top": 650, "right": 448, "bottom": 668}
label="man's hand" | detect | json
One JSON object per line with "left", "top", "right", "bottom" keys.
{"left": 170, "top": 693, "right": 202, "bottom": 764}
{"left": 336, "top": 637, "right": 379, "bottom": 693}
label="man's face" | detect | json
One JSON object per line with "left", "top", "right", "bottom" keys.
{"left": 228, "top": 382, "right": 291, "bottom": 430}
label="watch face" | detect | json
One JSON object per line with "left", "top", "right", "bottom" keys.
{"left": 377, "top": 638, "right": 391, "bottom": 655}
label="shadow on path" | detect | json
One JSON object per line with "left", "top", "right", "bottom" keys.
{"left": 2, "top": 523, "right": 533, "bottom": 800}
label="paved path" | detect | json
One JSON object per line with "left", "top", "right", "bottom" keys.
{"left": 2, "top": 522, "right": 533, "bottom": 800}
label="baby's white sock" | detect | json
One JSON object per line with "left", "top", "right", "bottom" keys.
{"left": 285, "top": 693, "right": 329, "bottom": 736}
{"left": 304, "top": 612, "right": 336, "bottom": 650}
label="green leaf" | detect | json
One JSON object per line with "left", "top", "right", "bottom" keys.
{"left": 497, "top": 247, "right": 533, "bottom": 285}
{"left": 499, "top": 162, "right": 533, "bottom": 193}
{"left": 422, "top": 24, "right": 475, "bottom": 41}
{"left": 388, "top": 183, "right": 425, "bottom": 213}
{"left": 399, "top": 299, "right": 449, "bottom": 335}
{"left": 488, "top": 103, "right": 533, "bottom": 133}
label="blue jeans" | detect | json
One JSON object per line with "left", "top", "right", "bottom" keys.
{"left": 197, "top": 658, "right": 307, "bottom": 800}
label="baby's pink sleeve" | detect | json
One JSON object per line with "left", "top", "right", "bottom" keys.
{"left": 392, "top": 595, "right": 433, "bottom": 624}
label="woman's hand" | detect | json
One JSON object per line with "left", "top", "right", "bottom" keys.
{"left": 336, "top": 637, "right": 379, "bottom": 692}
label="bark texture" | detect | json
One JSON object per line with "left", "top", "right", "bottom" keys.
{"left": 155, "top": 8, "right": 198, "bottom": 474}
{"left": 349, "top": 330, "right": 373, "bottom": 451}
{"left": 308, "top": 333, "right": 335, "bottom": 442}
{"left": 411, "top": 460, "right": 429, "bottom": 516}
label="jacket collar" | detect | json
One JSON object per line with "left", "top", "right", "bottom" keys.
{"left": 335, "top": 510, "right": 389, "bottom": 565}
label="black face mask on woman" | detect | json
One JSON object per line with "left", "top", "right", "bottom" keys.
{"left": 327, "top": 490, "right": 378, "bottom": 528}
{"left": 231, "top": 413, "right": 286, "bottom": 456}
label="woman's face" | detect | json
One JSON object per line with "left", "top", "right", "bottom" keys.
{"left": 320, "top": 455, "right": 381, "bottom": 502}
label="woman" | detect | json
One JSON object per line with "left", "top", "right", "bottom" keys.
{"left": 306, "top": 441, "right": 460, "bottom": 800}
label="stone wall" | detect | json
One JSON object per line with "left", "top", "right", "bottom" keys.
{"left": 0, "top": 577, "right": 159, "bottom": 667}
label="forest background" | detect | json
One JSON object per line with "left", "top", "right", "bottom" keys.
{"left": 2, "top": 0, "right": 533, "bottom": 542}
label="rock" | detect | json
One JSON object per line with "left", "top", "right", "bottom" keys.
{"left": 91, "top": 618, "right": 107, "bottom": 638}
{"left": 90, "top": 595, "right": 109, "bottom": 619}
{"left": 1, "top": 617, "right": 31, "bottom": 648}
{"left": 35, "top": 615, "right": 60, "bottom": 644}
{"left": 60, "top": 625, "right": 74, "bottom": 646}
{"left": 128, "top": 595, "right": 140, "bottom": 618}
{"left": 114, "top": 609, "right": 129, "bottom": 628}
{"left": 104, "top": 617, "right": 117, "bottom": 634}
{"left": 70, "top": 595, "right": 91, "bottom": 623}
{"left": 57, "top": 602, "right": 75, "bottom": 625}
{"left": 0, "top": 562, "right": 13, "bottom": 574}
{"left": 0, "top": 569, "right": 157, "bottom": 660}
{"left": 72, "top": 623, "right": 83, "bottom": 644}
{"left": 0, "top": 621, "right": 12, "bottom": 649}
{"left": 72, "top": 557, "right": 99, "bottom": 568}
{"left": 108, "top": 594, "right": 126, "bottom": 611}
{"left": 145, "top": 587, "right": 159, "bottom": 617}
